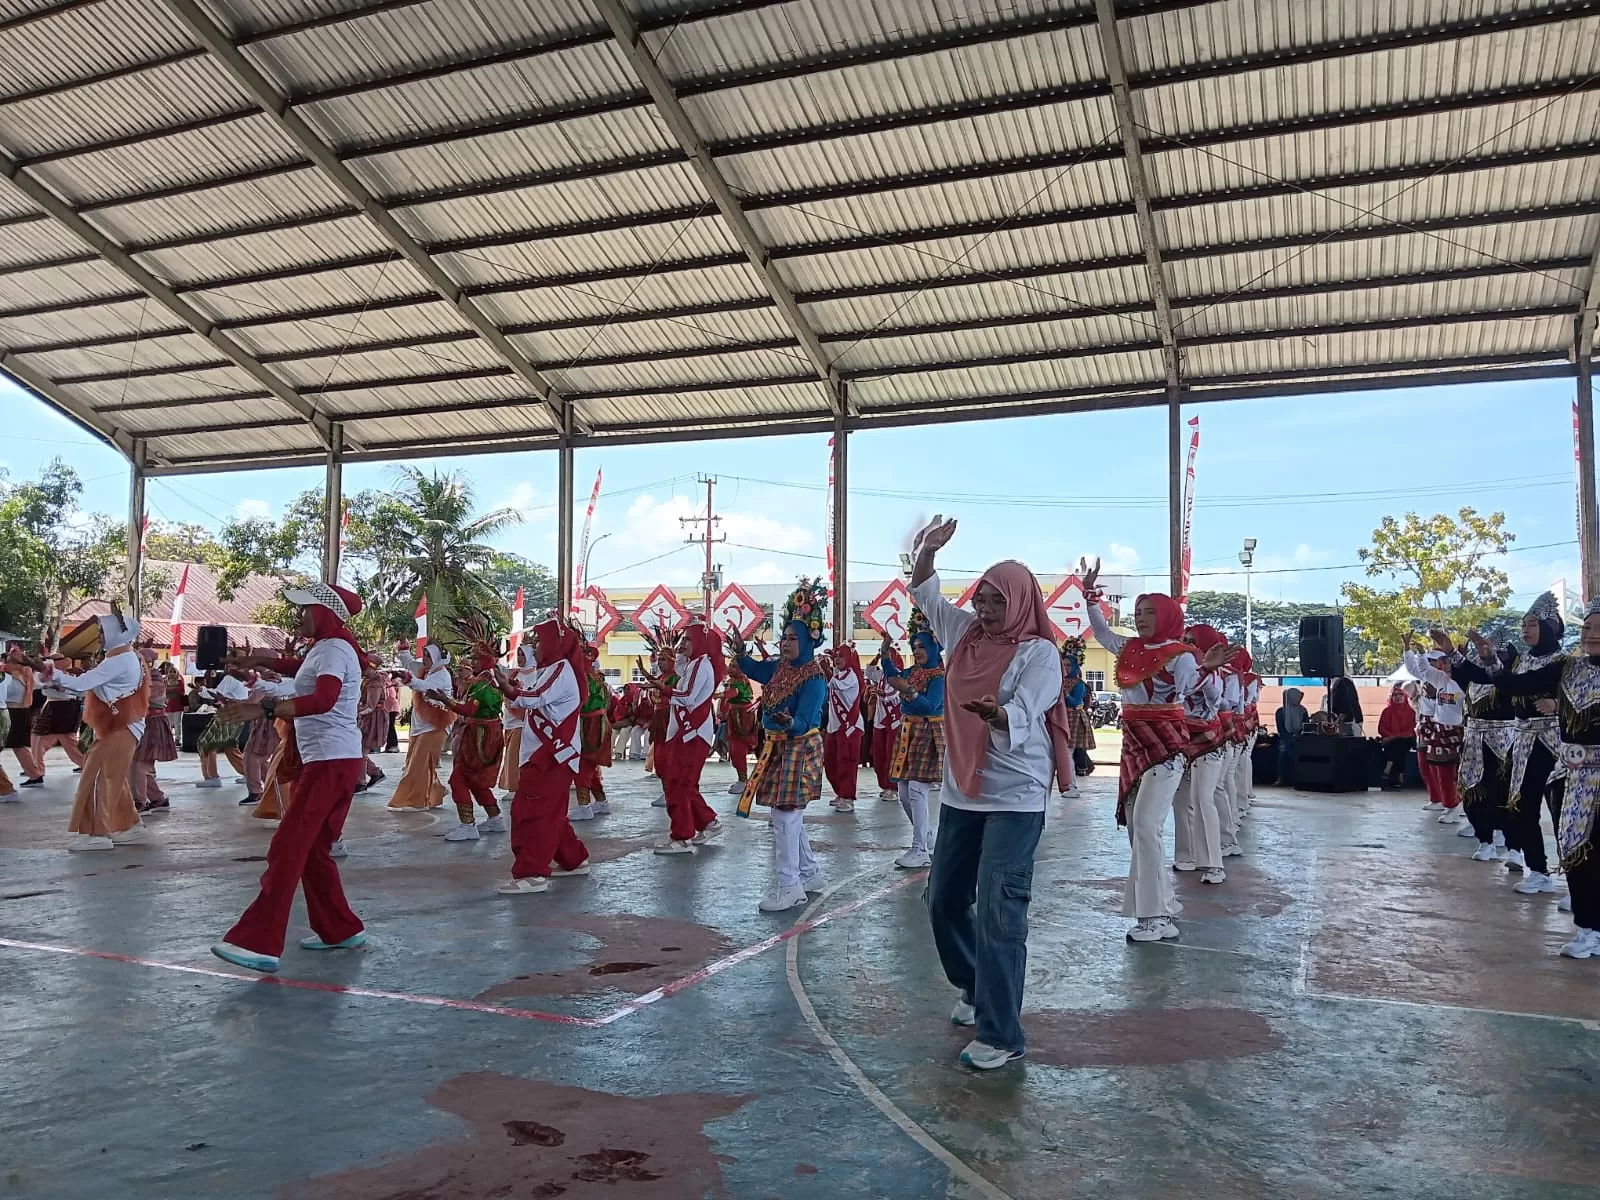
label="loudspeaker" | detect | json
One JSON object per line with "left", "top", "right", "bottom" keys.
{"left": 194, "top": 624, "right": 228, "bottom": 671}
{"left": 1299, "top": 614, "right": 1345, "bottom": 678}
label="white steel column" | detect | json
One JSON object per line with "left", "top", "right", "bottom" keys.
{"left": 321, "top": 422, "right": 343, "bottom": 584}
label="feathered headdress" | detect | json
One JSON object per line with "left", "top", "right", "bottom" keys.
{"left": 782, "top": 576, "right": 829, "bottom": 646}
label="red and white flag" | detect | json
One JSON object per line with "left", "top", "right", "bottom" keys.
{"left": 574, "top": 469, "right": 603, "bottom": 604}
{"left": 168, "top": 562, "right": 190, "bottom": 666}
{"left": 414, "top": 594, "right": 429, "bottom": 654}
{"left": 140, "top": 514, "right": 150, "bottom": 554}
{"left": 1179, "top": 416, "right": 1200, "bottom": 605}
{"left": 508, "top": 586, "right": 524, "bottom": 663}
{"left": 825, "top": 437, "right": 836, "bottom": 598}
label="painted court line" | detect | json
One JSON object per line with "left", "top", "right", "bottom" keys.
{"left": 0, "top": 872, "right": 923, "bottom": 1029}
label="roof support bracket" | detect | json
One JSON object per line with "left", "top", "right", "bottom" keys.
{"left": 0, "top": 146, "right": 340, "bottom": 454}
{"left": 593, "top": 0, "right": 855, "bottom": 418}
{"left": 156, "top": 0, "right": 587, "bottom": 438}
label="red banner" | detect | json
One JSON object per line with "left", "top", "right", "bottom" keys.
{"left": 574, "top": 469, "right": 603, "bottom": 606}
{"left": 1180, "top": 416, "right": 1200, "bottom": 605}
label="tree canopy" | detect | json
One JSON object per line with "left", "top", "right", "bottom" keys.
{"left": 1182, "top": 591, "right": 1376, "bottom": 675}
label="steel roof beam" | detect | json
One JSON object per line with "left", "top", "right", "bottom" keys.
{"left": 594, "top": 0, "right": 850, "bottom": 417}
{"left": 1096, "top": 0, "right": 1180, "bottom": 395}
{"left": 0, "top": 147, "right": 338, "bottom": 451}
{"left": 156, "top": 0, "right": 585, "bottom": 438}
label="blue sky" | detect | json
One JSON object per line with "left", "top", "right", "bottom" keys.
{"left": 1, "top": 373, "right": 1585, "bottom": 609}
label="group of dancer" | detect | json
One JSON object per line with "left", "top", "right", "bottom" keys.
{"left": 1387, "top": 591, "right": 1600, "bottom": 959}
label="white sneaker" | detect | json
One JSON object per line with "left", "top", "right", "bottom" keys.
{"left": 550, "top": 863, "right": 591, "bottom": 877}
{"left": 1504, "top": 849, "right": 1527, "bottom": 871}
{"left": 1471, "top": 843, "right": 1500, "bottom": 862}
{"left": 1127, "top": 918, "right": 1177, "bottom": 942}
{"left": 1558, "top": 928, "right": 1600, "bottom": 959}
{"left": 1456, "top": 821, "right": 1479, "bottom": 837}
{"left": 895, "top": 848, "right": 932, "bottom": 869}
{"left": 328, "top": 839, "right": 348, "bottom": 860}
{"left": 195, "top": 778, "right": 223, "bottom": 789}
{"left": 653, "top": 839, "right": 696, "bottom": 855}
{"left": 1064, "top": 786, "right": 1081, "bottom": 798}
{"left": 1423, "top": 801, "right": 1444, "bottom": 812}
{"left": 497, "top": 876, "right": 550, "bottom": 894}
{"left": 692, "top": 819, "right": 722, "bottom": 845}
{"left": 727, "top": 781, "right": 744, "bottom": 796}
{"left": 1201, "top": 868, "right": 1226, "bottom": 885}
{"left": 1514, "top": 872, "right": 1556, "bottom": 895}
{"left": 834, "top": 799, "right": 855, "bottom": 813}
{"left": 799, "top": 870, "right": 822, "bottom": 893}
{"left": 959, "top": 1039, "right": 1023, "bottom": 1070}
{"left": 951, "top": 999, "right": 976, "bottom": 1027}
{"left": 1221, "top": 843, "right": 1243, "bottom": 858}
{"left": 1247, "top": 790, "right": 1257, "bottom": 799}
{"left": 591, "top": 800, "right": 610, "bottom": 816}
{"left": 1438, "top": 809, "right": 1463, "bottom": 824}
{"left": 444, "top": 823, "right": 480, "bottom": 842}
{"left": 110, "top": 823, "right": 149, "bottom": 845}
{"left": 879, "top": 788, "right": 897, "bottom": 800}
{"left": 1172, "top": 860, "right": 1198, "bottom": 872}
{"left": 0, "top": 793, "right": 19, "bottom": 803}
{"left": 1559, "top": 893, "right": 1574, "bottom": 913}
{"left": 477, "top": 812, "right": 509, "bottom": 833}
{"left": 758, "top": 883, "right": 809, "bottom": 912}
{"left": 569, "top": 805, "right": 596, "bottom": 822}
{"left": 651, "top": 796, "right": 667, "bottom": 808}
{"left": 1493, "top": 830, "right": 1507, "bottom": 849}
{"left": 69, "top": 834, "right": 115, "bottom": 852}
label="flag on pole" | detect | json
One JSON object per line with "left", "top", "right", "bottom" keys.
{"left": 168, "top": 562, "right": 190, "bottom": 668}
{"left": 508, "top": 586, "right": 524, "bottom": 663}
{"left": 414, "top": 594, "right": 429, "bottom": 655}
{"left": 1179, "top": 416, "right": 1200, "bottom": 605}
{"left": 140, "top": 514, "right": 150, "bottom": 554}
{"left": 574, "top": 469, "right": 603, "bottom": 605}
{"left": 825, "top": 436, "right": 836, "bottom": 598}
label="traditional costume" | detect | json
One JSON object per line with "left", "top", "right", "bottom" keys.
{"left": 1171, "top": 624, "right": 1229, "bottom": 883}
{"left": 388, "top": 644, "right": 453, "bottom": 810}
{"left": 52, "top": 611, "right": 149, "bottom": 849}
{"left": 213, "top": 583, "right": 369, "bottom": 972}
{"left": 720, "top": 659, "right": 761, "bottom": 795}
{"left": 1452, "top": 593, "right": 1567, "bottom": 894}
{"left": 571, "top": 643, "right": 613, "bottom": 821}
{"left": 1458, "top": 643, "right": 1516, "bottom": 859}
{"left": 356, "top": 656, "right": 389, "bottom": 790}
{"left": 737, "top": 578, "right": 828, "bottom": 911}
{"left": 913, "top": 559, "right": 1072, "bottom": 1071}
{"left": 882, "top": 610, "right": 945, "bottom": 868}
{"left": 1234, "top": 649, "right": 1262, "bottom": 809}
{"left": 500, "top": 622, "right": 588, "bottom": 894}
{"left": 499, "top": 678, "right": 525, "bottom": 799}
{"left": 440, "top": 614, "right": 508, "bottom": 842}
{"left": 128, "top": 647, "right": 173, "bottom": 811}
{"left": 196, "top": 672, "right": 248, "bottom": 787}
{"left": 1088, "top": 590, "right": 1202, "bottom": 941}
{"left": 654, "top": 621, "right": 723, "bottom": 853}
{"left": 2, "top": 649, "right": 42, "bottom": 786}
{"left": 32, "top": 659, "right": 87, "bottom": 779}
{"left": 869, "top": 647, "right": 903, "bottom": 798}
{"left": 824, "top": 644, "right": 864, "bottom": 812}
{"left": 1405, "top": 648, "right": 1465, "bottom": 821}
{"left": 1059, "top": 637, "right": 1096, "bottom": 783}
{"left": 1212, "top": 662, "right": 1246, "bottom": 856}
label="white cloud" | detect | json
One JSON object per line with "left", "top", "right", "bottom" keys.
{"left": 1104, "top": 542, "right": 1141, "bottom": 572}
{"left": 499, "top": 480, "right": 554, "bottom": 524}
{"left": 617, "top": 493, "right": 814, "bottom": 555}
{"left": 235, "top": 498, "right": 271, "bottom": 520}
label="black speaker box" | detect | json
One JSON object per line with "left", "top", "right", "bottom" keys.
{"left": 194, "top": 624, "right": 228, "bottom": 671}
{"left": 1299, "top": 614, "right": 1345, "bottom": 678}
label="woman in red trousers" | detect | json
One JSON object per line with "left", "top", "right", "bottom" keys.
{"left": 824, "top": 644, "right": 865, "bottom": 812}
{"left": 654, "top": 621, "right": 723, "bottom": 855}
{"left": 499, "top": 622, "right": 590, "bottom": 895}
{"left": 210, "top": 583, "right": 369, "bottom": 973}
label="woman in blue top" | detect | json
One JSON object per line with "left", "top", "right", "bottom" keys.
{"left": 732, "top": 577, "right": 829, "bottom": 914}
{"left": 1060, "top": 636, "right": 1096, "bottom": 786}
{"left": 881, "top": 608, "right": 945, "bottom": 869}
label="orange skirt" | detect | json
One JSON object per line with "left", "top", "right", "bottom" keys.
{"left": 388, "top": 727, "right": 447, "bottom": 809}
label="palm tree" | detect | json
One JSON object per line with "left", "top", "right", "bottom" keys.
{"left": 365, "top": 467, "right": 522, "bottom": 646}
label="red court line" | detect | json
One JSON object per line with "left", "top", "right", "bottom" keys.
{"left": 0, "top": 871, "right": 926, "bottom": 1027}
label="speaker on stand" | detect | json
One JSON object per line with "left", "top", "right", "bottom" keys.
{"left": 194, "top": 624, "right": 229, "bottom": 672}
{"left": 1298, "top": 614, "right": 1345, "bottom": 678}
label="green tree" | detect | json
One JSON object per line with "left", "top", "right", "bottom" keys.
{"left": 1340, "top": 508, "right": 1514, "bottom": 668}
{"left": 1183, "top": 591, "right": 1375, "bottom": 676}
{"left": 144, "top": 520, "right": 228, "bottom": 569}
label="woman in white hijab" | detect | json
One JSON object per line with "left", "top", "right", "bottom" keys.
{"left": 387, "top": 643, "right": 454, "bottom": 810}
{"left": 53, "top": 610, "right": 150, "bottom": 851}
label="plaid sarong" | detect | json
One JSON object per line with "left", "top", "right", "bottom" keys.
{"left": 1118, "top": 704, "right": 1188, "bottom": 826}
{"left": 741, "top": 729, "right": 824, "bottom": 814}
{"left": 1066, "top": 706, "right": 1096, "bottom": 750}
{"left": 1220, "top": 711, "right": 1245, "bottom": 746}
{"left": 198, "top": 717, "right": 241, "bottom": 754}
{"left": 1183, "top": 716, "right": 1224, "bottom": 762}
{"left": 1422, "top": 719, "right": 1464, "bottom": 765}
{"left": 891, "top": 716, "right": 944, "bottom": 783}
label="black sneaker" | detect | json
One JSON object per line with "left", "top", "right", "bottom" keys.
{"left": 20, "top": 777, "right": 44, "bottom": 787}
{"left": 239, "top": 794, "right": 260, "bottom": 806}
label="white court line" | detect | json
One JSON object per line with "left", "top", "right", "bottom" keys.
{"left": 785, "top": 869, "right": 1017, "bottom": 1200}
{"left": 1297, "top": 988, "right": 1600, "bottom": 1033}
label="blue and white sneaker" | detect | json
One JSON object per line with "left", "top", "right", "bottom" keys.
{"left": 960, "top": 1040, "right": 1024, "bottom": 1070}
{"left": 951, "top": 999, "right": 976, "bottom": 1027}
{"left": 211, "top": 942, "right": 280, "bottom": 972}
{"left": 300, "top": 931, "right": 367, "bottom": 951}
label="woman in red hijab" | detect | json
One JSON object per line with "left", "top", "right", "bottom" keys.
{"left": 824, "top": 643, "right": 865, "bottom": 812}
{"left": 1377, "top": 682, "right": 1417, "bottom": 791}
{"left": 1085, "top": 562, "right": 1231, "bottom": 945}
{"left": 211, "top": 583, "right": 369, "bottom": 973}
{"left": 908, "top": 517, "right": 1075, "bottom": 1071}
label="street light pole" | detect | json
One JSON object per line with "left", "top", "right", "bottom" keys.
{"left": 581, "top": 531, "right": 612, "bottom": 591}
{"left": 1239, "top": 538, "right": 1257, "bottom": 656}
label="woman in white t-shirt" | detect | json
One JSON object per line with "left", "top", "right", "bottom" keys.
{"left": 210, "top": 583, "right": 369, "bottom": 974}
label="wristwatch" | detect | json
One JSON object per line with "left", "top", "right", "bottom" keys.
{"left": 260, "top": 696, "right": 278, "bottom": 720}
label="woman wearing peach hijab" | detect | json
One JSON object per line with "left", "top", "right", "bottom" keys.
{"left": 909, "top": 517, "right": 1074, "bottom": 1071}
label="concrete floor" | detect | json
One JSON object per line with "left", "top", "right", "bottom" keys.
{"left": 1, "top": 747, "right": 1596, "bottom": 1199}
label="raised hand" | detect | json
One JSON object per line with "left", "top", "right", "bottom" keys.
{"left": 1201, "top": 642, "right": 1232, "bottom": 670}
{"left": 1082, "top": 556, "right": 1103, "bottom": 597}
{"left": 1429, "top": 629, "right": 1454, "bottom": 655}
{"left": 914, "top": 514, "right": 958, "bottom": 556}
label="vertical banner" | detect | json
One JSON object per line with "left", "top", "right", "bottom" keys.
{"left": 140, "top": 514, "right": 150, "bottom": 554}
{"left": 508, "top": 586, "right": 524, "bottom": 664}
{"left": 1576, "top": 401, "right": 1591, "bottom": 604}
{"left": 825, "top": 436, "right": 836, "bottom": 596}
{"left": 573, "top": 469, "right": 603, "bottom": 606}
{"left": 168, "top": 562, "right": 190, "bottom": 665}
{"left": 1179, "top": 416, "right": 1200, "bottom": 605}
{"left": 414, "top": 594, "right": 429, "bottom": 656}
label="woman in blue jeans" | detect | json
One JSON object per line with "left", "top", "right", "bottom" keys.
{"left": 909, "top": 516, "right": 1074, "bottom": 1070}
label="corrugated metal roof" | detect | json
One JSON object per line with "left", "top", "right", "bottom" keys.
{"left": 0, "top": 0, "right": 1595, "bottom": 473}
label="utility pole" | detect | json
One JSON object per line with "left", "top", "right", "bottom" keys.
{"left": 680, "top": 476, "right": 726, "bottom": 620}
